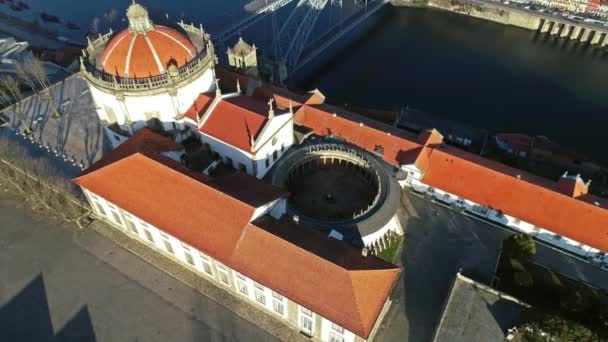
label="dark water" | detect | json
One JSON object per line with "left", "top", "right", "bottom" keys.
{"left": 296, "top": 7, "right": 608, "bottom": 163}
{"left": 10, "top": 2, "right": 606, "bottom": 161}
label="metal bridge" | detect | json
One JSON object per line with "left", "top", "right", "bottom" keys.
{"left": 213, "top": 0, "right": 390, "bottom": 81}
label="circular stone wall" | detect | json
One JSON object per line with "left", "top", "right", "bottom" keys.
{"left": 271, "top": 139, "right": 400, "bottom": 243}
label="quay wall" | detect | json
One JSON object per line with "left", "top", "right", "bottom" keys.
{"left": 426, "top": 0, "right": 541, "bottom": 30}
{"left": 392, "top": 0, "right": 608, "bottom": 45}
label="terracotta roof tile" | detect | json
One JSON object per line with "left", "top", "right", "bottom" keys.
{"left": 294, "top": 104, "right": 421, "bottom": 166}
{"left": 420, "top": 145, "right": 608, "bottom": 252}
{"left": 73, "top": 130, "right": 398, "bottom": 339}
{"left": 101, "top": 25, "right": 195, "bottom": 78}
{"left": 183, "top": 92, "right": 215, "bottom": 122}
{"left": 199, "top": 95, "right": 270, "bottom": 154}
{"left": 230, "top": 217, "right": 400, "bottom": 338}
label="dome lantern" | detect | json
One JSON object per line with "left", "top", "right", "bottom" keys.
{"left": 127, "top": 0, "right": 154, "bottom": 34}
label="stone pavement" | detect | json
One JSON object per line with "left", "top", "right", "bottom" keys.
{"left": 87, "top": 220, "right": 309, "bottom": 342}
{"left": 1, "top": 74, "right": 106, "bottom": 171}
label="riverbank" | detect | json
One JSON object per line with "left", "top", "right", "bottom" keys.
{"left": 393, "top": 0, "right": 608, "bottom": 45}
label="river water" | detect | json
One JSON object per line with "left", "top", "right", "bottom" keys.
{"left": 4, "top": 1, "right": 606, "bottom": 161}
{"left": 295, "top": 7, "right": 608, "bottom": 162}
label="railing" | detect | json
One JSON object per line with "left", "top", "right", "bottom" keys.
{"left": 81, "top": 45, "right": 215, "bottom": 92}
{"left": 86, "top": 29, "right": 114, "bottom": 55}
{"left": 177, "top": 20, "right": 208, "bottom": 38}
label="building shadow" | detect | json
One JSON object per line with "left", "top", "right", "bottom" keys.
{"left": 0, "top": 274, "right": 97, "bottom": 342}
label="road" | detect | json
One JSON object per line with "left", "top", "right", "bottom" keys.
{"left": 374, "top": 191, "right": 608, "bottom": 342}
{"left": 0, "top": 188, "right": 278, "bottom": 342}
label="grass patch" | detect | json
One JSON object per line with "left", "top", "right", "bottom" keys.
{"left": 377, "top": 237, "right": 403, "bottom": 263}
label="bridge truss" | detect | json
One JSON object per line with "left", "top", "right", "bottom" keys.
{"left": 213, "top": 0, "right": 389, "bottom": 80}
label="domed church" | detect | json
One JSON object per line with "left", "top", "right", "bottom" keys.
{"left": 81, "top": 1, "right": 216, "bottom": 136}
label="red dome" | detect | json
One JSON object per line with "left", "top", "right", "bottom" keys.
{"left": 100, "top": 25, "right": 196, "bottom": 78}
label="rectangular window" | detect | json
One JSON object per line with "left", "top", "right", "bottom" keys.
{"left": 184, "top": 251, "right": 195, "bottom": 266}
{"left": 300, "top": 307, "right": 314, "bottom": 335}
{"left": 456, "top": 198, "right": 465, "bottom": 205}
{"left": 94, "top": 202, "right": 106, "bottom": 216}
{"left": 273, "top": 150, "right": 278, "bottom": 161}
{"left": 235, "top": 273, "right": 248, "bottom": 295}
{"left": 254, "top": 282, "right": 266, "bottom": 304}
{"left": 199, "top": 253, "right": 214, "bottom": 276}
{"left": 265, "top": 155, "right": 270, "bottom": 168}
{"left": 143, "top": 229, "right": 154, "bottom": 243}
{"left": 110, "top": 210, "right": 122, "bottom": 224}
{"left": 124, "top": 217, "right": 138, "bottom": 234}
{"left": 162, "top": 238, "right": 174, "bottom": 254}
{"left": 272, "top": 292, "right": 284, "bottom": 315}
{"left": 329, "top": 332, "right": 345, "bottom": 342}
{"left": 217, "top": 263, "right": 230, "bottom": 285}
{"left": 332, "top": 324, "right": 344, "bottom": 333}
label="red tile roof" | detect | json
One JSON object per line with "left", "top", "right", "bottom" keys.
{"left": 183, "top": 92, "right": 215, "bottom": 122}
{"left": 420, "top": 145, "right": 608, "bottom": 252}
{"left": 101, "top": 26, "right": 195, "bottom": 78}
{"left": 73, "top": 130, "right": 399, "bottom": 339}
{"left": 199, "top": 95, "right": 270, "bottom": 154}
{"left": 294, "top": 104, "right": 421, "bottom": 166}
{"left": 230, "top": 217, "right": 400, "bottom": 338}
{"left": 80, "top": 128, "right": 184, "bottom": 176}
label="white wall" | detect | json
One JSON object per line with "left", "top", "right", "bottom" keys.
{"left": 199, "top": 132, "right": 254, "bottom": 174}
{"left": 321, "top": 317, "right": 355, "bottom": 342}
{"left": 253, "top": 114, "right": 294, "bottom": 178}
{"left": 401, "top": 176, "right": 608, "bottom": 262}
{"left": 83, "top": 187, "right": 368, "bottom": 341}
{"left": 86, "top": 67, "right": 215, "bottom": 125}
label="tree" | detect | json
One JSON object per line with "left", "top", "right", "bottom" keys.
{"left": 519, "top": 311, "right": 600, "bottom": 342}
{"left": 0, "top": 75, "right": 30, "bottom": 134}
{"left": 503, "top": 233, "right": 536, "bottom": 261}
{"left": 15, "top": 58, "right": 60, "bottom": 118}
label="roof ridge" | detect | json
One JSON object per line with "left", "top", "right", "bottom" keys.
{"left": 349, "top": 268, "right": 400, "bottom": 332}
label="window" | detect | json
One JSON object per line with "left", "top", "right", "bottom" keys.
{"left": 443, "top": 193, "right": 451, "bottom": 201}
{"left": 265, "top": 155, "right": 270, "bottom": 168}
{"left": 238, "top": 163, "right": 246, "bottom": 172}
{"left": 553, "top": 234, "right": 562, "bottom": 240}
{"left": 235, "top": 273, "right": 248, "bottom": 295}
{"left": 472, "top": 205, "right": 489, "bottom": 216}
{"left": 160, "top": 233, "right": 174, "bottom": 254}
{"left": 143, "top": 229, "right": 154, "bottom": 243}
{"left": 329, "top": 324, "right": 345, "bottom": 342}
{"left": 123, "top": 215, "right": 138, "bottom": 234}
{"left": 456, "top": 198, "right": 465, "bottom": 206}
{"left": 199, "top": 253, "right": 214, "bottom": 276}
{"left": 217, "top": 263, "right": 230, "bottom": 285}
{"left": 300, "top": 307, "right": 314, "bottom": 335}
{"left": 426, "top": 187, "right": 435, "bottom": 194}
{"left": 254, "top": 282, "right": 266, "bottom": 304}
{"left": 94, "top": 202, "right": 106, "bottom": 216}
{"left": 329, "top": 332, "right": 344, "bottom": 342}
{"left": 281, "top": 144, "right": 285, "bottom": 152}
{"left": 272, "top": 292, "right": 284, "bottom": 315}
{"left": 181, "top": 243, "right": 195, "bottom": 266}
